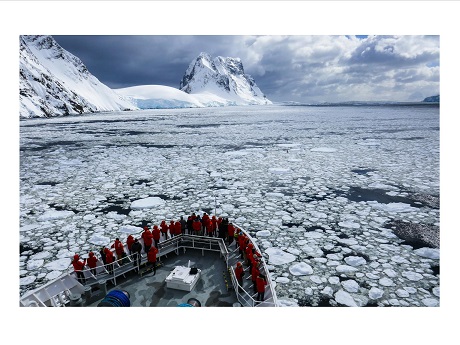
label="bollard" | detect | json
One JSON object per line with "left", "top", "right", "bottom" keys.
{"left": 98, "top": 279, "right": 107, "bottom": 295}
{"left": 84, "top": 285, "right": 92, "bottom": 301}
{"left": 69, "top": 293, "right": 82, "bottom": 307}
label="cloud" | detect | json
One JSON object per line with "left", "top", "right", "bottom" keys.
{"left": 53, "top": 35, "right": 439, "bottom": 103}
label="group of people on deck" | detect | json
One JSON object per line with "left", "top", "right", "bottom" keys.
{"left": 234, "top": 230, "right": 267, "bottom": 302}
{"left": 71, "top": 212, "right": 268, "bottom": 301}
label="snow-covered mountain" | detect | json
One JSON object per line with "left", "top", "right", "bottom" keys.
{"left": 179, "top": 52, "right": 271, "bottom": 106}
{"left": 20, "top": 35, "right": 137, "bottom": 118}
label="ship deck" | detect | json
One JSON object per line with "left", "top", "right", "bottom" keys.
{"left": 84, "top": 245, "right": 239, "bottom": 307}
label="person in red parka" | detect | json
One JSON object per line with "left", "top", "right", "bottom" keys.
{"left": 256, "top": 274, "right": 267, "bottom": 302}
{"left": 86, "top": 251, "right": 98, "bottom": 276}
{"left": 228, "top": 222, "right": 235, "bottom": 245}
{"left": 211, "top": 216, "right": 218, "bottom": 237}
{"left": 111, "top": 238, "right": 125, "bottom": 264}
{"left": 141, "top": 226, "right": 153, "bottom": 253}
{"left": 174, "top": 221, "right": 182, "bottom": 237}
{"left": 126, "top": 235, "right": 135, "bottom": 255}
{"left": 251, "top": 259, "right": 261, "bottom": 293}
{"left": 147, "top": 246, "right": 159, "bottom": 275}
{"left": 72, "top": 254, "right": 86, "bottom": 284}
{"left": 152, "top": 225, "right": 161, "bottom": 248}
{"left": 235, "top": 262, "right": 244, "bottom": 292}
{"left": 104, "top": 248, "right": 114, "bottom": 275}
{"left": 160, "top": 220, "right": 169, "bottom": 240}
{"left": 169, "top": 220, "right": 176, "bottom": 237}
{"left": 238, "top": 232, "right": 247, "bottom": 258}
{"left": 192, "top": 218, "right": 202, "bottom": 235}
{"left": 205, "top": 218, "right": 213, "bottom": 237}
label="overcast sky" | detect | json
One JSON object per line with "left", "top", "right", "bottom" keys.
{"left": 53, "top": 35, "right": 439, "bottom": 103}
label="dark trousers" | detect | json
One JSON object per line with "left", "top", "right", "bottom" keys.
{"left": 257, "top": 291, "right": 265, "bottom": 301}
{"left": 76, "top": 271, "right": 85, "bottom": 284}
{"left": 106, "top": 263, "right": 113, "bottom": 275}
{"left": 148, "top": 261, "right": 157, "bottom": 275}
{"left": 144, "top": 244, "right": 151, "bottom": 254}
{"left": 90, "top": 268, "right": 96, "bottom": 276}
{"left": 154, "top": 239, "right": 159, "bottom": 248}
{"left": 133, "top": 253, "right": 141, "bottom": 268}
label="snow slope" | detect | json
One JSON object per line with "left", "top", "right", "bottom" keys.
{"left": 19, "top": 35, "right": 137, "bottom": 118}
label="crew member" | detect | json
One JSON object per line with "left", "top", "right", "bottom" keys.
{"left": 72, "top": 254, "right": 86, "bottom": 284}
{"left": 147, "top": 246, "right": 159, "bottom": 275}
{"left": 87, "top": 251, "right": 98, "bottom": 276}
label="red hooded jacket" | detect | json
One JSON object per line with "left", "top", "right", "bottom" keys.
{"left": 152, "top": 225, "right": 161, "bottom": 240}
{"left": 87, "top": 252, "right": 98, "bottom": 269}
{"left": 148, "top": 246, "right": 158, "bottom": 263}
{"left": 72, "top": 255, "right": 86, "bottom": 272}
{"left": 142, "top": 228, "right": 153, "bottom": 246}
{"left": 104, "top": 248, "right": 114, "bottom": 264}
{"left": 256, "top": 275, "right": 267, "bottom": 293}
{"left": 111, "top": 239, "right": 124, "bottom": 255}
{"left": 126, "top": 235, "right": 135, "bottom": 251}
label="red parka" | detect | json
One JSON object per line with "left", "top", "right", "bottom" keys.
{"left": 256, "top": 275, "right": 267, "bottom": 293}
{"left": 228, "top": 223, "right": 235, "bottom": 237}
{"left": 111, "top": 239, "right": 124, "bottom": 256}
{"left": 87, "top": 252, "right": 98, "bottom": 269}
{"left": 72, "top": 254, "right": 86, "bottom": 272}
{"left": 160, "top": 221, "right": 168, "bottom": 234}
{"left": 192, "top": 219, "right": 202, "bottom": 233}
{"left": 104, "top": 248, "right": 114, "bottom": 264}
{"left": 251, "top": 263, "right": 260, "bottom": 281}
{"left": 126, "top": 235, "right": 135, "bottom": 251}
{"left": 148, "top": 246, "right": 158, "bottom": 263}
{"left": 152, "top": 225, "right": 161, "bottom": 241}
{"left": 235, "top": 263, "right": 244, "bottom": 281}
{"left": 174, "top": 221, "right": 182, "bottom": 235}
{"left": 142, "top": 228, "right": 153, "bottom": 247}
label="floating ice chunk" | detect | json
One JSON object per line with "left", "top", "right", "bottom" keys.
{"left": 44, "top": 258, "right": 71, "bottom": 271}
{"left": 379, "top": 277, "right": 394, "bottom": 287}
{"left": 357, "top": 139, "right": 380, "bottom": 146}
{"left": 310, "top": 147, "right": 337, "bottom": 153}
{"left": 20, "top": 224, "right": 40, "bottom": 232}
{"left": 46, "top": 271, "right": 63, "bottom": 280}
{"left": 102, "top": 182, "right": 116, "bottom": 189}
{"left": 335, "top": 290, "right": 358, "bottom": 307}
{"left": 402, "top": 271, "right": 424, "bottom": 281}
{"left": 344, "top": 256, "right": 367, "bottom": 267}
{"left": 83, "top": 214, "right": 96, "bottom": 221}
{"left": 27, "top": 259, "right": 44, "bottom": 270}
{"left": 368, "top": 201, "right": 416, "bottom": 213}
{"left": 329, "top": 276, "right": 340, "bottom": 285}
{"left": 119, "top": 225, "right": 143, "bottom": 235}
{"left": 224, "top": 150, "right": 249, "bottom": 156}
{"left": 30, "top": 251, "right": 51, "bottom": 260}
{"left": 237, "top": 196, "right": 248, "bottom": 202}
{"left": 130, "top": 197, "right": 165, "bottom": 210}
{"left": 20, "top": 275, "right": 36, "bottom": 286}
{"left": 336, "top": 238, "right": 358, "bottom": 246}
{"left": 38, "top": 210, "right": 74, "bottom": 221}
{"left": 432, "top": 287, "right": 440, "bottom": 297}
{"left": 383, "top": 269, "right": 397, "bottom": 278}
{"left": 88, "top": 234, "right": 111, "bottom": 246}
{"left": 304, "top": 232, "right": 324, "bottom": 239}
{"left": 287, "top": 248, "right": 301, "bottom": 255}
{"left": 336, "top": 265, "right": 358, "bottom": 273}
{"left": 310, "top": 275, "right": 322, "bottom": 284}
{"left": 268, "top": 219, "right": 283, "bottom": 226}
{"left": 369, "top": 287, "right": 384, "bottom": 299}
{"left": 266, "top": 192, "right": 284, "bottom": 198}
{"left": 265, "top": 247, "right": 296, "bottom": 265}
{"left": 321, "top": 286, "right": 334, "bottom": 297}
{"left": 256, "top": 230, "right": 271, "bottom": 237}
{"left": 414, "top": 247, "right": 440, "bottom": 260}
{"left": 396, "top": 289, "right": 410, "bottom": 298}
{"left": 222, "top": 204, "right": 235, "bottom": 211}
{"left": 277, "top": 143, "right": 301, "bottom": 148}
{"left": 404, "top": 287, "right": 417, "bottom": 294}
{"left": 338, "top": 221, "right": 360, "bottom": 229}
{"left": 391, "top": 255, "right": 410, "bottom": 264}
{"left": 276, "top": 277, "right": 290, "bottom": 283}
{"left": 277, "top": 299, "right": 299, "bottom": 307}
{"left": 389, "top": 299, "right": 400, "bottom": 306}
{"left": 268, "top": 168, "right": 290, "bottom": 174}
{"left": 289, "top": 262, "right": 313, "bottom": 276}
{"left": 422, "top": 298, "right": 439, "bottom": 307}
{"left": 301, "top": 245, "right": 324, "bottom": 257}
{"left": 342, "top": 280, "right": 359, "bottom": 293}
